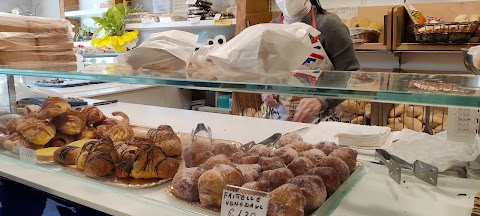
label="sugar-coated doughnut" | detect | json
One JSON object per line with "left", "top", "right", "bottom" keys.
{"left": 276, "top": 133, "right": 303, "bottom": 148}
{"left": 314, "top": 141, "right": 339, "bottom": 155}
{"left": 199, "top": 154, "right": 233, "bottom": 170}
{"left": 258, "top": 167, "right": 295, "bottom": 191}
{"left": 211, "top": 143, "right": 241, "bottom": 157}
{"left": 307, "top": 167, "right": 341, "bottom": 197}
{"left": 316, "top": 156, "right": 350, "bottom": 183}
{"left": 287, "top": 157, "right": 315, "bottom": 176}
{"left": 267, "top": 183, "right": 306, "bottom": 216}
{"left": 172, "top": 168, "right": 204, "bottom": 201}
{"left": 247, "top": 145, "right": 272, "bottom": 157}
{"left": 198, "top": 164, "right": 244, "bottom": 208}
{"left": 239, "top": 154, "right": 261, "bottom": 164}
{"left": 235, "top": 164, "right": 261, "bottom": 183}
{"left": 259, "top": 156, "right": 286, "bottom": 171}
{"left": 240, "top": 181, "right": 270, "bottom": 193}
{"left": 329, "top": 147, "right": 358, "bottom": 173}
{"left": 285, "top": 142, "right": 313, "bottom": 152}
{"left": 270, "top": 147, "right": 298, "bottom": 164}
{"left": 183, "top": 146, "right": 195, "bottom": 168}
{"left": 300, "top": 149, "right": 326, "bottom": 165}
{"left": 194, "top": 151, "right": 214, "bottom": 167}
{"left": 288, "top": 175, "right": 327, "bottom": 211}
{"left": 230, "top": 151, "right": 245, "bottom": 164}
{"left": 212, "top": 164, "right": 244, "bottom": 187}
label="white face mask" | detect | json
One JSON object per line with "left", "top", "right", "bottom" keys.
{"left": 276, "top": 0, "right": 307, "bottom": 18}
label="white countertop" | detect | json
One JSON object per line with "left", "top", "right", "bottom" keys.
{"left": 0, "top": 102, "right": 478, "bottom": 216}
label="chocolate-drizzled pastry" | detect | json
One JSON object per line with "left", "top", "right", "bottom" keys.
{"left": 130, "top": 145, "right": 180, "bottom": 179}
{"left": 81, "top": 106, "right": 107, "bottom": 125}
{"left": 53, "top": 146, "right": 81, "bottom": 165}
{"left": 84, "top": 151, "right": 116, "bottom": 177}
{"left": 51, "top": 110, "right": 87, "bottom": 135}
{"left": 147, "top": 129, "right": 181, "bottom": 144}
{"left": 46, "top": 134, "right": 75, "bottom": 147}
{"left": 16, "top": 118, "right": 56, "bottom": 145}
{"left": 116, "top": 160, "right": 134, "bottom": 179}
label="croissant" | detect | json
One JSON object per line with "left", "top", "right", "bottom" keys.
{"left": 75, "top": 139, "right": 112, "bottom": 170}
{"left": 51, "top": 110, "right": 87, "bottom": 135}
{"left": 33, "top": 97, "right": 71, "bottom": 120}
{"left": 84, "top": 151, "right": 116, "bottom": 177}
{"left": 101, "top": 125, "right": 134, "bottom": 142}
{"left": 156, "top": 139, "right": 182, "bottom": 157}
{"left": 94, "top": 111, "right": 130, "bottom": 127}
{"left": 114, "top": 141, "right": 138, "bottom": 161}
{"left": 116, "top": 160, "right": 134, "bottom": 179}
{"left": 16, "top": 118, "right": 56, "bottom": 145}
{"left": 81, "top": 106, "right": 107, "bottom": 125}
{"left": 77, "top": 127, "right": 97, "bottom": 140}
{"left": 54, "top": 146, "right": 81, "bottom": 165}
{"left": 2, "top": 132, "right": 39, "bottom": 152}
{"left": 147, "top": 129, "right": 181, "bottom": 144}
{"left": 46, "top": 134, "right": 75, "bottom": 147}
{"left": 130, "top": 145, "right": 180, "bottom": 179}
{"left": 5, "top": 117, "right": 22, "bottom": 135}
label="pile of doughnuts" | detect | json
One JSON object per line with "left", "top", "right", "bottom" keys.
{"left": 172, "top": 132, "right": 358, "bottom": 215}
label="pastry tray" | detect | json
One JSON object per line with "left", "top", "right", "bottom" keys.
{"left": 166, "top": 162, "right": 366, "bottom": 216}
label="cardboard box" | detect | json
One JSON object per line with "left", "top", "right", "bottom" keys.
{"left": 0, "top": 13, "right": 71, "bottom": 34}
{"left": 0, "top": 32, "right": 73, "bottom": 51}
{"left": 0, "top": 50, "right": 76, "bottom": 64}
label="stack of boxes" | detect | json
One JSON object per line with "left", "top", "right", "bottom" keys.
{"left": 0, "top": 13, "right": 77, "bottom": 71}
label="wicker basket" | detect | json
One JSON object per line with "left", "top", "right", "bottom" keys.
{"left": 412, "top": 21, "right": 480, "bottom": 43}
{"left": 349, "top": 28, "right": 381, "bottom": 44}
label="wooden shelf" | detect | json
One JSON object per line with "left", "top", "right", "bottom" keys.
{"left": 395, "top": 43, "right": 480, "bottom": 52}
{"left": 354, "top": 43, "right": 389, "bottom": 51}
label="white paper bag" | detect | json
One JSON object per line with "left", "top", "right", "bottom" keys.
{"left": 118, "top": 30, "right": 198, "bottom": 71}
{"left": 208, "top": 23, "right": 320, "bottom": 74}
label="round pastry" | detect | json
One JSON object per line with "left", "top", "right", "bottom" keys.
{"left": 299, "top": 149, "right": 327, "bottom": 165}
{"left": 235, "top": 164, "right": 261, "bottom": 183}
{"left": 148, "top": 129, "right": 181, "bottom": 144}
{"left": 329, "top": 147, "right": 358, "bottom": 173}
{"left": 285, "top": 142, "right": 313, "bottom": 153}
{"left": 287, "top": 157, "right": 315, "bottom": 176}
{"left": 191, "top": 139, "right": 212, "bottom": 153}
{"left": 267, "top": 183, "right": 306, "bottom": 216}
{"left": 78, "top": 127, "right": 97, "bottom": 140}
{"left": 198, "top": 164, "right": 244, "bottom": 208}
{"left": 83, "top": 151, "right": 116, "bottom": 177}
{"left": 157, "top": 139, "right": 182, "bottom": 157}
{"left": 230, "top": 151, "right": 245, "bottom": 164}
{"left": 307, "top": 167, "right": 341, "bottom": 197}
{"left": 314, "top": 141, "right": 339, "bottom": 155}
{"left": 287, "top": 175, "right": 327, "bottom": 211}
{"left": 316, "top": 156, "right": 350, "bottom": 183}
{"left": 276, "top": 132, "right": 303, "bottom": 148}
{"left": 194, "top": 151, "right": 215, "bottom": 167}
{"left": 156, "top": 125, "right": 175, "bottom": 133}
{"left": 172, "top": 167, "right": 204, "bottom": 202}
{"left": 16, "top": 118, "right": 56, "bottom": 146}
{"left": 131, "top": 145, "right": 179, "bottom": 179}
{"left": 155, "top": 157, "right": 181, "bottom": 179}
{"left": 211, "top": 143, "right": 240, "bottom": 157}
{"left": 46, "top": 134, "right": 75, "bottom": 147}
{"left": 240, "top": 181, "right": 270, "bottom": 193}
{"left": 258, "top": 167, "right": 295, "bottom": 191}
{"left": 116, "top": 160, "right": 134, "bottom": 179}
{"left": 200, "top": 154, "right": 233, "bottom": 170}
{"left": 259, "top": 156, "right": 286, "bottom": 171}
{"left": 81, "top": 106, "right": 107, "bottom": 125}
{"left": 247, "top": 145, "right": 272, "bottom": 157}
{"left": 183, "top": 146, "right": 195, "bottom": 168}
{"left": 51, "top": 110, "right": 87, "bottom": 135}
{"left": 102, "top": 124, "right": 135, "bottom": 142}
{"left": 239, "top": 154, "right": 261, "bottom": 164}
{"left": 271, "top": 147, "right": 298, "bottom": 164}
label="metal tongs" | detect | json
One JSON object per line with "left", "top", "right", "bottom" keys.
{"left": 191, "top": 123, "right": 212, "bottom": 143}
{"left": 375, "top": 149, "right": 439, "bottom": 186}
{"left": 240, "top": 133, "right": 282, "bottom": 153}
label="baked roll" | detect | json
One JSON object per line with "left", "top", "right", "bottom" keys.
{"left": 130, "top": 145, "right": 179, "bottom": 179}
{"left": 156, "top": 139, "right": 182, "bottom": 157}
{"left": 81, "top": 106, "right": 107, "bottom": 125}
{"left": 33, "top": 97, "right": 71, "bottom": 120}
{"left": 84, "top": 151, "right": 116, "bottom": 177}
{"left": 46, "top": 134, "right": 75, "bottom": 147}
{"left": 101, "top": 124, "right": 134, "bottom": 142}
{"left": 16, "top": 118, "right": 56, "bottom": 145}
{"left": 53, "top": 145, "right": 81, "bottom": 165}
{"left": 267, "top": 183, "right": 306, "bottom": 216}
{"left": 51, "top": 110, "right": 87, "bottom": 135}
{"left": 77, "top": 126, "right": 97, "bottom": 140}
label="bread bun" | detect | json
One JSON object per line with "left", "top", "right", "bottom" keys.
{"left": 267, "top": 183, "right": 306, "bottom": 216}
{"left": 287, "top": 157, "right": 315, "bottom": 176}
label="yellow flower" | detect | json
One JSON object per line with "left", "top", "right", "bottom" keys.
{"left": 91, "top": 30, "right": 139, "bottom": 52}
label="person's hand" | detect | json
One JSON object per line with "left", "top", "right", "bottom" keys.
{"left": 261, "top": 94, "right": 279, "bottom": 107}
{"left": 293, "top": 98, "right": 323, "bottom": 123}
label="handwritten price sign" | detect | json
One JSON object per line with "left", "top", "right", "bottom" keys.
{"left": 19, "top": 147, "right": 37, "bottom": 163}
{"left": 221, "top": 185, "right": 268, "bottom": 216}
{"left": 447, "top": 108, "right": 480, "bottom": 143}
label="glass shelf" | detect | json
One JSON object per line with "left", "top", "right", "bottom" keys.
{"left": 1, "top": 63, "right": 479, "bottom": 108}
{"left": 80, "top": 53, "right": 122, "bottom": 58}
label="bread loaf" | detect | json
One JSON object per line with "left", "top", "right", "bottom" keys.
{"left": 388, "top": 122, "right": 405, "bottom": 131}
{"left": 341, "top": 101, "right": 364, "bottom": 115}
{"left": 350, "top": 116, "right": 365, "bottom": 125}
{"left": 399, "top": 115, "right": 423, "bottom": 132}
{"left": 389, "top": 104, "right": 409, "bottom": 118}
{"left": 406, "top": 106, "right": 424, "bottom": 118}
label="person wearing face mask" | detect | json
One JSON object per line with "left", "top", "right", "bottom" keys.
{"left": 262, "top": 0, "right": 360, "bottom": 123}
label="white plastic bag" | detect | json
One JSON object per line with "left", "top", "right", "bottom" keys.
{"left": 118, "top": 30, "right": 198, "bottom": 71}
{"left": 208, "top": 23, "right": 320, "bottom": 74}
{"left": 390, "top": 129, "right": 480, "bottom": 172}
{"left": 468, "top": 45, "right": 480, "bottom": 69}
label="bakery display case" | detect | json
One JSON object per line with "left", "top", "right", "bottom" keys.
{"left": 0, "top": 59, "right": 480, "bottom": 216}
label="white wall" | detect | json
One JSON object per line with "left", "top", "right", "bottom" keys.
{"left": 32, "top": 0, "right": 60, "bottom": 18}
{"left": 0, "top": 0, "right": 32, "bottom": 13}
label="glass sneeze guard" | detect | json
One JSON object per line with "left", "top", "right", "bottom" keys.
{"left": 1, "top": 63, "right": 479, "bottom": 108}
